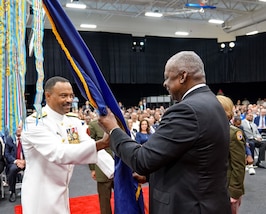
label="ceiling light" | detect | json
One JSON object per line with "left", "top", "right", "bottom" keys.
{"left": 220, "top": 43, "right": 225, "bottom": 49}
{"left": 246, "top": 30, "right": 259, "bottom": 36}
{"left": 66, "top": 3, "right": 86, "bottom": 9}
{"left": 175, "top": 31, "right": 189, "bottom": 36}
{"left": 229, "top": 42, "right": 235, "bottom": 48}
{"left": 259, "top": 0, "right": 266, "bottom": 2}
{"left": 80, "top": 24, "right": 97, "bottom": 29}
{"left": 208, "top": 19, "right": 224, "bottom": 24}
{"left": 145, "top": 12, "right": 163, "bottom": 18}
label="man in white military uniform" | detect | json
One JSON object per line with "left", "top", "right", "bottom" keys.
{"left": 21, "top": 76, "right": 112, "bottom": 214}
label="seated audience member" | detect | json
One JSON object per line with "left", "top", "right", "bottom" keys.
{"left": 135, "top": 119, "right": 152, "bottom": 145}
{"left": 4, "top": 123, "right": 25, "bottom": 202}
{"left": 0, "top": 136, "right": 5, "bottom": 172}
{"left": 233, "top": 116, "right": 256, "bottom": 175}
{"left": 254, "top": 108, "right": 266, "bottom": 135}
{"left": 152, "top": 111, "right": 161, "bottom": 130}
{"left": 241, "top": 112, "right": 266, "bottom": 168}
{"left": 242, "top": 98, "right": 250, "bottom": 106}
{"left": 127, "top": 119, "right": 137, "bottom": 140}
{"left": 82, "top": 100, "right": 91, "bottom": 114}
{"left": 0, "top": 136, "right": 5, "bottom": 197}
{"left": 147, "top": 116, "right": 156, "bottom": 134}
{"left": 131, "top": 112, "right": 140, "bottom": 132}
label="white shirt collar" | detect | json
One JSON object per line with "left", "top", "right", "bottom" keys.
{"left": 181, "top": 83, "right": 206, "bottom": 100}
{"left": 44, "top": 105, "right": 65, "bottom": 121}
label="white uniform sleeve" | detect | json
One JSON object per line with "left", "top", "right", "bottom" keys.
{"left": 96, "top": 150, "right": 114, "bottom": 179}
{"left": 75, "top": 117, "right": 114, "bottom": 178}
{"left": 22, "top": 116, "right": 97, "bottom": 164}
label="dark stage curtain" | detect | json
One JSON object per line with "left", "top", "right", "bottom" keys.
{"left": 25, "top": 29, "right": 266, "bottom": 107}
{"left": 26, "top": 29, "right": 266, "bottom": 85}
{"left": 233, "top": 34, "right": 266, "bottom": 82}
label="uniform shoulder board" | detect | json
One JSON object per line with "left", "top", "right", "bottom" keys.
{"left": 66, "top": 112, "right": 79, "bottom": 118}
{"left": 31, "top": 111, "right": 47, "bottom": 119}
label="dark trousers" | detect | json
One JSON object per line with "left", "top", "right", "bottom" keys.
{"left": 97, "top": 180, "right": 114, "bottom": 214}
{"left": 248, "top": 139, "right": 266, "bottom": 163}
{"left": 6, "top": 164, "right": 22, "bottom": 193}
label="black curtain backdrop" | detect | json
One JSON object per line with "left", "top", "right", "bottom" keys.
{"left": 25, "top": 29, "right": 266, "bottom": 108}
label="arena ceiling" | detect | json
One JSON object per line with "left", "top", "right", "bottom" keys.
{"left": 30, "top": 0, "right": 266, "bottom": 42}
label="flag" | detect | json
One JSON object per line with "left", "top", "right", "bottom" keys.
{"left": 42, "top": 0, "right": 145, "bottom": 213}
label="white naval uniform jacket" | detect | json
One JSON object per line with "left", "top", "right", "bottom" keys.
{"left": 21, "top": 105, "right": 112, "bottom": 214}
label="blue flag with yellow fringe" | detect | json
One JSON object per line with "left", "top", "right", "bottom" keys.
{"left": 42, "top": 0, "right": 145, "bottom": 213}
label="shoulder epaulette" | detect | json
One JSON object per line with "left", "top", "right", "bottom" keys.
{"left": 66, "top": 112, "right": 79, "bottom": 118}
{"left": 31, "top": 111, "right": 47, "bottom": 119}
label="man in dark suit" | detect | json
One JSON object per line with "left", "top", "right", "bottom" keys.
{"left": 0, "top": 137, "right": 5, "bottom": 174}
{"left": 241, "top": 112, "right": 266, "bottom": 168}
{"left": 98, "top": 51, "right": 231, "bottom": 213}
{"left": 254, "top": 108, "right": 266, "bottom": 134}
{"left": 4, "top": 123, "right": 25, "bottom": 202}
{"left": 0, "top": 136, "right": 6, "bottom": 194}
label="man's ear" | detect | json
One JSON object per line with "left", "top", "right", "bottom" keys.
{"left": 45, "top": 91, "right": 51, "bottom": 100}
{"left": 179, "top": 71, "right": 188, "bottom": 84}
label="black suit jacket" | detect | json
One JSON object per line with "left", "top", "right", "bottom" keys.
{"left": 4, "top": 136, "right": 24, "bottom": 165}
{"left": 0, "top": 138, "right": 5, "bottom": 173}
{"left": 110, "top": 86, "right": 231, "bottom": 214}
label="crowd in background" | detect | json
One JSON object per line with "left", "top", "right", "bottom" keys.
{"left": 2, "top": 94, "right": 266, "bottom": 211}
{"left": 72, "top": 99, "right": 166, "bottom": 137}
{"left": 235, "top": 98, "right": 266, "bottom": 120}
{"left": 68, "top": 95, "right": 266, "bottom": 183}
{"left": 69, "top": 97, "right": 266, "bottom": 131}
{"left": 24, "top": 96, "right": 266, "bottom": 140}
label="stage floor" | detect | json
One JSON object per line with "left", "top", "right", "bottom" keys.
{"left": 1, "top": 164, "right": 266, "bottom": 214}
